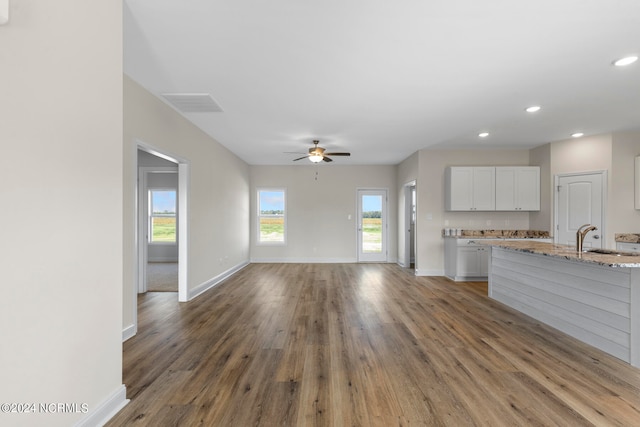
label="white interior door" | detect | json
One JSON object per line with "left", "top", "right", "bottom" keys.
{"left": 357, "top": 189, "right": 387, "bottom": 262}
{"left": 555, "top": 172, "right": 605, "bottom": 248}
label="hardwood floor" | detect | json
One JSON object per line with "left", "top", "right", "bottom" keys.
{"left": 107, "top": 263, "right": 640, "bottom": 426}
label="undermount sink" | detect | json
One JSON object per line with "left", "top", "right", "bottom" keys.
{"left": 585, "top": 248, "right": 640, "bottom": 256}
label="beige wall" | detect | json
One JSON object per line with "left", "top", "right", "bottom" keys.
{"left": 550, "top": 133, "right": 613, "bottom": 175}
{"left": 416, "top": 149, "right": 531, "bottom": 275}
{"left": 529, "top": 143, "right": 552, "bottom": 232}
{"left": 1, "top": 1, "right": 125, "bottom": 426}
{"left": 549, "top": 133, "right": 614, "bottom": 245}
{"left": 611, "top": 130, "right": 640, "bottom": 240}
{"left": 530, "top": 131, "right": 640, "bottom": 248}
{"left": 123, "top": 77, "right": 250, "bottom": 327}
{"left": 250, "top": 165, "right": 397, "bottom": 262}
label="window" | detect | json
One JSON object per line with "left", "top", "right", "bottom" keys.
{"left": 149, "top": 189, "right": 177, "bottom": 243}
{"left": 258, "top": 189, "right": 286, "bottom": 244}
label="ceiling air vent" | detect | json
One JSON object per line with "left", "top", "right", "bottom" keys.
{"left": 161, "top": 93, "right": 223, "bottom": 113}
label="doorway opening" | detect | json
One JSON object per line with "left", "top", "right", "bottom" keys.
{"left": 140, "top": 167, "right": 178, "bottom": 293}
{"left": 401, "top": 182, "right": 417, "bottom": 271}
{"left": 135, "top": 143, "right": 189, "bottom": 323}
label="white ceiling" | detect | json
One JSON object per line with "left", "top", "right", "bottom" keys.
{"left": 124, "top": 0, "right": 640, "bottom": 165}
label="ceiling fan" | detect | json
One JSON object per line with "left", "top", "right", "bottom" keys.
{"left": 290, "top": 140, "right": 351, "bottom": 163}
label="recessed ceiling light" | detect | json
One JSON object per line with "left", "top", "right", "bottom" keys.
{"left": 571, "top": 132, "right": 584, "bottom": 138}
{"left": 525, "top": 105, "right": 541, "bottom": 113}
{"left": 478, "top": 132, "right": 489, "bottom": 138}
{"left": 613, "top": 56, "right": 638, "bottom": 67}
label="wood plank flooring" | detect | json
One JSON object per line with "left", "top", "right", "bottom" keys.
{"left": 107, "top": 263, "right": 640, "bottom": 426}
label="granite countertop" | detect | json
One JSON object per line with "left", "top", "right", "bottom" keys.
{"left": 443, "top": 229, "right": 551, "bottom": 239}
{"left": 479, "top": 240, "right": 640, "bottom": 268}
{"left": 616, "top": 233, "right": 640, "bottom": 243}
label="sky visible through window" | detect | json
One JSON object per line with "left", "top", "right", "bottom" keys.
{"left": 259, "top": 191, "right": 284, "bottom": 213}
{"left": 152, "top": 190, "right": 176, "bottom": 214}
{"left": 363, "top": 195, "right": 381, "bottom": 213}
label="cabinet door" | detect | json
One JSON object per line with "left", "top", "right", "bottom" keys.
{"left": 445, "top": 167, "right": 474, "bottom": 211}
{"left": 516, "top": 167, "right": 540, "bottom": 211}
{"left": 617, "top": 242, "right": 640, "bottom": 253}
{"left": 472, "top": 167, "right": 496, "bottom": 211}
{"left": 495, "top": 167, "right": 517, "bottom": 210}
{"left": 495, "top": 166, "right": 540, "bottom": 211}
{"left": 457, "top": 247, "right": 480, "bottom": 276}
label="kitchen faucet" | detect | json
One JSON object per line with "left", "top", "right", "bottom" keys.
{"left": 576, "top": 224, "right": 598, "bottom": 252}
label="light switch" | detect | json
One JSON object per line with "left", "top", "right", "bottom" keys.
{"left": 426, "top": 213, "right": 433, "bottom": 220}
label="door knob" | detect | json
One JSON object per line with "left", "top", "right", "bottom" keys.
{"left": 593, "top": 235, "right": 600, "bottom": 239}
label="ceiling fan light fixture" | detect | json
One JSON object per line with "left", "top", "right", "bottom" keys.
{"left": 309, "top": 154, "right": 323, "bottom": 163}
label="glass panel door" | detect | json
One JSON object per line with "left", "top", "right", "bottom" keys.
{"left": 357, "top": 189, "right": 387, "bottom": 262}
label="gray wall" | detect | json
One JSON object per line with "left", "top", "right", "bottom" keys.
{"left": 250, "top": 165, "right": 398, "bottom": 262}
{"left": 124, "top": 76, "right": 251, "bottom": 325}
{"left": 1, "top": 1, "right": 125, "bottom": 425}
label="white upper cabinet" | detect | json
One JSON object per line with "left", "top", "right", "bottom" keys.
{"left": 445, "top": 166, "right": 540, "bottom": 211}
{"left": 445, "top": 167, "right": 495, "bottom": 211}
{"left": 495, "top": 167, "right": 540, "bottom": 211}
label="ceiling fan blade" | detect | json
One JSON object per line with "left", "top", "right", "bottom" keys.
{"left": 324, "top": 152, "right": 350, "bottom": 156}
{"left": 322, "top": 156, "right": 333, "bottom": 162}
{"left": 292, "top": 155, "right": 309, "bottom": 161}
{"left": 284, "top": 151, "right": 307, "bottom": 154}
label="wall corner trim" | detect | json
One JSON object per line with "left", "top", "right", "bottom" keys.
{"left": 0, "top": 0, "right": 8, "bottom": 25}
{"left": 122, "top": 323, "right": 137, "bottom": 342}
{"left": 188, "top": 261, "right": 250, "bottom": 301}
{"left": 73, "top": 384, "right": 128, "bottom": 427}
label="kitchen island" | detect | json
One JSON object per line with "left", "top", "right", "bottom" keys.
{"left": 480, "top": 240, "right": 640, "bottom": 367}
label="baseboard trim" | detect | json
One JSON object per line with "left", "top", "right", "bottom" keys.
{"left": 188, "top": 261, "right": 250, "bottom": 301}
{"left": 122, "top": 323, "right": 136, "bottom": 342}
{"left": 446, "top": 275, "right": 488, "bottom": 282}
{"left": 415, "top": 269, "right": 444, "bottom": 276}
{"left": 73, "top": 384, "right": 128, "bottom": 427}
{"left": 250, "top": 257, "right": 358, "bottom": 263}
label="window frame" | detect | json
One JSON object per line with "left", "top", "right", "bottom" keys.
{"left": 148, "top": 188, "right": 178, "bottom": 245}
{"left": 257, "top": 188, "right": 287, "bottom": 245}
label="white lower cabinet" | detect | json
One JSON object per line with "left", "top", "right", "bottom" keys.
{"left": 445, "top": 237, "right": 552, "bottom": 281}
{"left": 456, "top": 246, "right": 489, "bottom": 279}
{"left": 617, "top": 242, "right": 640, "bottom": 253}
{"left": 445, "top": 239, "right": 490, "bottom": 281}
